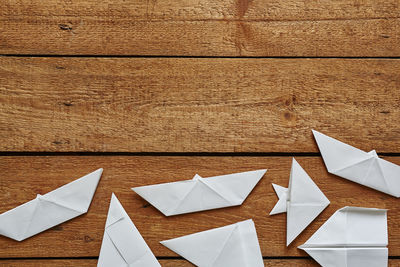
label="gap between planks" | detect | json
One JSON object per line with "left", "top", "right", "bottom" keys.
{"left": 2, "top": 55, "right": 400, "bottom": 59}
{"left": 0, "top": 258, "right": 399, "bottom": 267}
{"left": 1, "top": 152, "right": 400, "bottom": 157}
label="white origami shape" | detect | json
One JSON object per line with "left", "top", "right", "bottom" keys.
{"left": 98, "top": 193, "right": 160, "bottom": 267}
{"left": 270, "top": 158, "right": 330, "bottom": 246}
{"left": 132, "top": 169, "right": 266, "bottom": 216}
{"left": 0, "top": 168, "right": 103, "bottom": 241}
{"left": 299, "top": 206, "right": 388, "bottom": 267}
{"left": 160, "top": 219, "right": 263, "bottom": 267}
{"left": 313, "top": 130, "right": 400, "bottom": 197}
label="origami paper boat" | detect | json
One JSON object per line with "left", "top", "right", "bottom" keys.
{"left": 0, "top": 168, "right": 103, "bottom": 241}
{"left": 299, "top": 206, "right": 388, "bottom": 267}
{"left": 161, "top": 219, "right": 263, "bottom": 267}
{"left": 98, "top": 193, "right": 160, "bottom": 267}
{"left": 270, "top": 158, "right": 330, "bottom": 246}
{"left": 132, "top": 169, "right": 267, "bottom": 216}
{"left": 313, "top": 130, "right": 400, "bottom": 197}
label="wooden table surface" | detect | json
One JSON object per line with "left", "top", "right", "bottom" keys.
{"left": 1, "top": 1, "right": 399, "bottom": 266}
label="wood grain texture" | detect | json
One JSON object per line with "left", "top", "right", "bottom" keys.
{"left": 2, "top": 259, "right": 400, "bottom": 267}
{"left": 0, "top": 156, "right": 399, "bottom": 258}
{"left": 1, "top": 0, "right": 400, "bottom": 56}
{"left": 1, "top": 57, "right": 399, "bottom": 153}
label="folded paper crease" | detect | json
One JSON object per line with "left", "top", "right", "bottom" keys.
{"left": 312, "top": 130, "right": 400, "bottom": 197}
{"left": 132, "top": 169, "right": 267, "bottom": 216}
{"left": 0, "top": 168, "right": 103, "bottom": 241}
{"left": 299, "top": 206, "right": 388, "bottom": 267}
{"left": 270, "top": 158, "right": 330, "bottom": 246}
{"left": 98, "top": 193, "right": 160, "bottom": 267}
{"left": 160, "top": 219, "right": 263, "bottom": 267}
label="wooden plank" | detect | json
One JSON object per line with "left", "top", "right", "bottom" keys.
{"left": 1, "top": 259, "right": 400, "bottom": 267}
{"left": 1, "top": 0, "right": 400, "bottom": 56}
{"left": 0, "top": 156, "right": 399, "bottom": 258}
{"left": 1, "top": 57, "right": 399, "bottom": 153}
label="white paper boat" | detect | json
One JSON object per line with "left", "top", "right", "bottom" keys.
{"left": 98, "top": 193, "right": 160, "bottom": 267}
{"left": 0, "top": 168, "right": 103, "bottom": 241}
{"left": 160, "top": 219, "right": 263, "bottom": 267}
{"left": 313, "top": 129, "right": 400, "bottom": 197}
{"left": 299, "top": 206, "right": 388, "bottom": 267}
{"left": 270, "top": 158, "right": 330, "bottom": 246}
{"left": 132, "top": 169, "right": 267, "bottom": 216}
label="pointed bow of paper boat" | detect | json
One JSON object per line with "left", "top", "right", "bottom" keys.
{"left": 312, "top": 129, "right": 400, "bottom": 197}
{"left": 270, "top": 158, "right": 330, "bottom": 246}
{"left": 0, "top": 168, "right": 103, "bottom": 241}
{"left": 160, "top": 219, "right": 263, "bottom": 267}
{"left": 132, "top": 169, "right": 267, "bottom": 216}
{"left": 299, "top": 206, "right": 388, "bottom": 267}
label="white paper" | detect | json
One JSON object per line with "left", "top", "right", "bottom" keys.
{"left": 160, "top": 219, "right": 263, "bottom": 267}
{"left": 132, "top": 169, "right": 266, "bottom": 216}
{"left": 299, "top": 206, "right": 388, "bottom": 267}
{"left": 97, "top": 193, "right": 160, "bottom": 267}
{"left": 0, "top": 168, "right": 103, "bottom": 241}
{"left": 313, "top": 129, "right": 400, "bottom": 197}
{"left": 270, "top": 158, "right": 330, "bottom": 246}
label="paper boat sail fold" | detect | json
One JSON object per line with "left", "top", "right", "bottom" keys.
{"left": 98, "top": 193, "right": 160, "bottom": 267}
{"left": 312, "top": 129, "right": 400, "bottom": 197}
{"left": 0, "top": 168, "right": 103, "bottom": 241}
{"left": 160, "top": 219, "right": 263, "bottom": 267}
{"left": 270, "top": 158, "right": 330, "bottom": 246}
{"left": 299, "top": 206, "right": 388, "bottom": 267}
{"left": 132, "top": 169, "right": 266, "bottom": 216}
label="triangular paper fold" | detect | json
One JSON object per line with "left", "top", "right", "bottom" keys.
{"left": 299, "top": 206, "right": 388, "bottom": 267}
{"left": 98, "top": 193, "right": 160, "bottom": 267}
{"left": 312, "top": 129, "right": 400, "bottom": 197}
{"left": 0, "top": 168, "right": 103, "bottom": 241}
{"left": 160, "top": 219, "right": 263, "bottom": 267}
{"left": 270, "top": 158, "right": 330, "bottom": 246}
{"left": 132, "top": 170, "right": 266, "bottom": 216}
{"left": 269, "top": 184, "right": 288, "bottom": 215}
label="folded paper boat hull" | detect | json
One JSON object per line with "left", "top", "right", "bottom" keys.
{"left": 0, "top": 168, "right": 103, "bottom": 241}
{"left": 312, "top": 130, "right": 400, "bottom": 197}
{"left": 132, "top": 169, "right": 267, "bottom": 216}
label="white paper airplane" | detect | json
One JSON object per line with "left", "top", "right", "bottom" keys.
{"left": 132, "top": 169, "right": 266, "bottom": 216}
{"left": 270, "top": 158, "right": 330, "bottom": 246}
{"left": 0, "top": 168, "right": 103, "bottom": 241}
{"left": 97, "top": 193, "right": 160, "bottom": 267}
{"left": 312, "top": 129, "right": 400, "bottom": 197}
{"left": 299, "top": 206, "right": 388, "bottom": 267}
{"left": 160, "top": 219, "right": 263, "bottom": 267}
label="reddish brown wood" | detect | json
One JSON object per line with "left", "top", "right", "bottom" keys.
{"left": 1, "top": 58, "right": 399, "bottom": 153}
{"left": 1, "top": 0, "right": 400, "bottom": 56}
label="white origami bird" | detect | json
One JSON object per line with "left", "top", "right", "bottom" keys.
{"left": 299, "top": 206, "right": 388, "bottom": 267}
{"left": 132, "top": 169, "right": 266, "bottom": 216}
{"left": 160, "top": 219, "right": 263, "bottom": 267}
{"left": 312, "top": 129, "right": 400, "bottom": 197}
{"left": 270, "top": 158, "right": 330, "bottom": 246}
{"left": 0, "top": 168, "right": 103, "bottom": 241}
{"left": 98, "top": 193, "right": 160, "bottom": 267}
